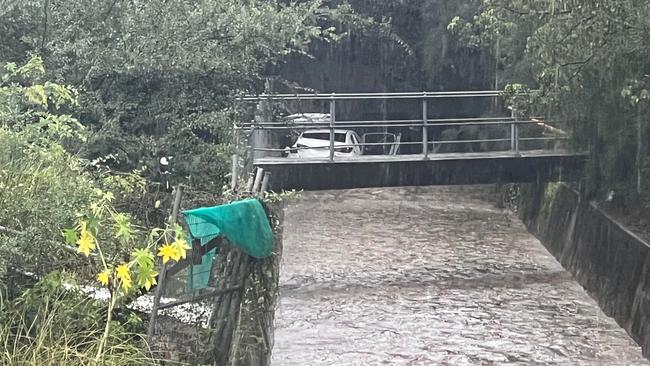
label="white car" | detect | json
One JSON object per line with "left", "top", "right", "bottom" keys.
{"left": 284, "top": 113, "right": 331, "bottom": 124}
{"left": 285, "top": 129, "right": 362, "bottom": 158}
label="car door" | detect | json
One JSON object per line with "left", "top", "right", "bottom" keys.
{"left": 350, "top": 132, "right": 362, "bottom": 155}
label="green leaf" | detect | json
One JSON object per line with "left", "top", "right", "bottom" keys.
{"left": 136, "top": 265, "right": 158, "bottom": 291}
{"left": 85, "top": 214, "right": 101, "bottom": 236}
{"left": 24, "top": 85, "right": 47, "bottom": 106}
{"left": 61, "top": 228, "right": 79, "bottom": 245}
{"left": 4, "top": 62, "right": 16, "bottom": 73}
{"left": 173, "top": 223, "right": 185, "bottom": 241}
{"left": 16, "top": 56, "right": 45, "bottom": 78}
{"left": 114, "top": 212, "right": 135, "bottom": 243}
{"left": 131, "top": 248, "right": 154, "bottom": 269}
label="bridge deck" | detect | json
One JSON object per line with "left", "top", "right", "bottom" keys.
{"left": 254, "top": 149, "right": 579, "bottom": 165}
{"left": 253, "top": 150, "right": 586, "bottom": 191}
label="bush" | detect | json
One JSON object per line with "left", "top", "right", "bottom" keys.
{"left": 0, "top": 57, "right": 168, "bottom": 365}
{"left": 0, "top": 273, "right": 157, "bottom": 366}
{"left": 0, "top": 128, "right": 98, "bottom": 279}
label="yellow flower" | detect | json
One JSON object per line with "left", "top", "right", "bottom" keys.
{"left": 76, "top": 221, "right": 95, "bottom": 257}
{"left": 157, "top": 244, "right": 178, "bottom": 264}
{"left": 121, "top": 277, "right": 132, "bottom": 290}
{"left": 116, "top": 263, "right": 130, "bottom": 281}
{"left": 172, "top": 239, "right": 190, "bottom": 260}
{"left": 116, "top": 263, "right": 131, "bottom": 290}
{"left": 97, "top": 269, "right": 111, "bottom": 287}
{"left": 157, "top": 239, "right": 190, "bottom": 264}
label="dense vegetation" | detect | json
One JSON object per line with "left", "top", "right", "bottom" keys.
{"left": 2, "top": 0, "right": 359, "bottom": 190}
{"left": 448, "top": 0, "right": 650, "bottom": 206}
{"left": 0, "top": 53, "right": 162, "bottom": 365}
{"left": 0, "top": 0, "right": 360, "bottom": 363}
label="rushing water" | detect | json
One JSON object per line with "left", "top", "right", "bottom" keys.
{"left": 271, "top": 186, "right": 648, "bottom": 365}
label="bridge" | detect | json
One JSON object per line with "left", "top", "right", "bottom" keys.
{"left": 144, "top": 92, "right": 642, "bottom": 365}
{"left": 236, "top": 91, "right": 586, "bottom": 190}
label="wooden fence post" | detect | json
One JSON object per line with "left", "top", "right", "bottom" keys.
{"left": 147, "top": 185, "right": 184, "bottom": 342}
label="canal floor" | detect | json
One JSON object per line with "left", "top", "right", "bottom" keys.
{"left": 272, "top": 186, "right": 648, "bottom": 365}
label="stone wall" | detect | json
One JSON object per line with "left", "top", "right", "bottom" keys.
{"left": 516, "top": 183, "right": 650, "bottom": 357}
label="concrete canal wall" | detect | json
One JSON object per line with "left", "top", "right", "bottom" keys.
{"left": 516, "top": 183, "right": 650, "bottom": 357}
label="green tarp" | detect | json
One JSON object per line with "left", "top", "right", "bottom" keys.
{"left": 182, "top": 198, "right": 274, "bottom": 290}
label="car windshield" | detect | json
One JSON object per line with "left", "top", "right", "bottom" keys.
{"left": 302, "top": 132, "right": 347, "bottom": 142}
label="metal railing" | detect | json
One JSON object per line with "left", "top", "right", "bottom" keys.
{"left": 239, "top": 90, "right": 503, "bottom": 101}
{"left": 237, "top": 91, "right": 568, "bottom": 162}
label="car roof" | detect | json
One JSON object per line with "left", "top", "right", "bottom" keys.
{"left": 284, "top": 113, "right": 330, "bottom": 121}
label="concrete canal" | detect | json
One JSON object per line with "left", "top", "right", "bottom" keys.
{"left": 272, "top": 185, "right": 648, "bottom": 365}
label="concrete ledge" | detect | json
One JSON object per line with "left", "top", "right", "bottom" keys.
{"left": 257, "top": 153, "right": 585, "bottom": 191}
{"left": 518, "top": 183, "right": 650, "bottom": 357}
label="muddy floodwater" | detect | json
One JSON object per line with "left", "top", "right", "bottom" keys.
{"left": 272, "top": 186, "right": 648, "bottom": 365}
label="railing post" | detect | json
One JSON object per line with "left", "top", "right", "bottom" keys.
{"left": 230, "top": 154, "right": 239, "bottom": 191}
{"left": 510, "top": 108, "right": 516, "bottom": 152}
{"left": 249, "top": 120, "right": 255, "bottom": 155}
{"left": 329, "top": 96, "right": 336, "bottom": 162}
{"left": 515, "top": 123, "right": 519, "bottom": 153}
{"left": 252, "top": 167, "right": 264, "bottom": 192}
{"left": 422, "top": 95, "right": 428, "bottom": 158}
{"left": 511, "top": 108, "right": 519, "bottom": 153}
